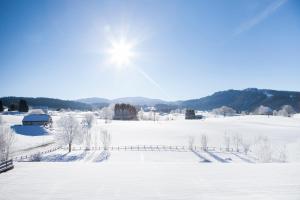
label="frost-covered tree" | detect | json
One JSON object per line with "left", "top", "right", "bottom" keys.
{"left": 188, "top": 136, "right": 195, "bottom": 150}
{"left": 252, "top": 136, "right": 273, "bottom": 163}
{"left": 201, "top": 134, "right": 208, "bottom": 151}
{"left": 0, "top": 127, "right": 15, "bottom": 161}
{"left": 232, "top": 133, "right": 242, "bottom": 152}
{"left": 81, "top": 113, "right": 95, "bottom": 150}
{"left": 137, "top": 108, "right": 144, "bottom": 120}
{"left": 100, "top": 129, "right": 111, "bottom": 150}
{"left": 275, "top": 145, "right": 287, "bottom": 163}
{"left": 100, "top": 105, "right": 114, "bottom": 123}
{"left": 254, "top": 105, "right": 273, "bottom": 116}
{"left": 212, "top": 106, "right": 236, "bottom": 117}
{"left": 241, "top": 139, "right": 251, "bottom": 155}
{"left": 277, "top": 105, "right": 296, "bottom": 117}
{"left": 223, "top": 132, "right": 231, "bottom": 151}
{"left": 56, "top": 115, "right": 82, "bottom": 152}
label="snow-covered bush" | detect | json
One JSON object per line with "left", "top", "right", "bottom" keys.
{"left": 212, "top": 106, "right": 236, "bottom": 117}
{"left": 254, "top": 105, "right": 273, "bottom": 116}
{"left": 31, "top": 153, "right": 42, "bottom": 162}
{"left": 56, "top": 115, "right": 82, "bottom": 152}
{"left": 0, "top": 126, "right": 15, "bottom": 161}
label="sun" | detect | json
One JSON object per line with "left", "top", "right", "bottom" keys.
{"left": 108, "top": 38, "right": 135, "bottom": 68}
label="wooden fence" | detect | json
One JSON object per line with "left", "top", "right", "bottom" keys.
{"left": 13, "top": 146, "right": 61, "bottom": 162}
{"left": 60, "top": 145, "right": 233, "bottom": 152}
{"left": 0, "top": 159, "right": 14, "bottom": 173}
{"left": 12, "top": 145, "right": 239, "bottom": 162}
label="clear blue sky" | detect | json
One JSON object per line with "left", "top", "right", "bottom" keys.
{"left": 0, "top": 0, "right": 299, "bottom": 100}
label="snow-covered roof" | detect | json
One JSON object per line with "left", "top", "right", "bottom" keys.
{"left": 22, "top": 114, "right": 51, "bottom": 122}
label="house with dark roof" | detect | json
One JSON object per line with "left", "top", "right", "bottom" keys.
{"left": 22, "top": 114, "right": 52, "bottom": 126}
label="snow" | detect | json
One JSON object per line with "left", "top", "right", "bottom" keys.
{"left": 264, "top": 91, "right": 274, "bottom": 98}
{"left": 2, "top": 113, "right": 300, "bottom": 162}
{"left": 12, "top": 125, "right": 49, "bottom": 136}
{"left": 0, "top": 114, "right": 54, "bottom": 155}
{"left": 22, "top": 114, "right": 51, "bottom": 122}
{"left": 1, "top": 112, "right": 300, "bottom": 199}
{"left": 0, "top": 162, "right": 300, "bottom": 200}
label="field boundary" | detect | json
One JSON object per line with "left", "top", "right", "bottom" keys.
{"left": 0, "top": 159, "right": 14, "bottom": 173}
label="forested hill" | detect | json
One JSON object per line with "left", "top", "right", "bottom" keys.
{"left": 0, "top": 97, "right": 93, "bottom": 111}
{"left": 180, "top": 88, "right": 300, "bottom": 112}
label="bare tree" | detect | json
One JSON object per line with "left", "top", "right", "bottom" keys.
{"left": 188, "top": 136, "right": 195, "bottom": 150}
{"left": 201, "top": 134, "right": 208, "bottom": 151}
{"left": 81, "top": 113, "right": 95, "bottom": 150}
{"left": 56, "top": 115, "right": 82, "bottom": 152}
{"left": 100, "top": 129, "right": 111, "bottom": 150}
{"left": 0, "top": 126, "right": 15, "bottom": 161}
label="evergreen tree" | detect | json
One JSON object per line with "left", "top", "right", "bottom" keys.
{"left": 8, "top": 104, "right": 17, "bottom": 111}
{"left": 0, "top": 100, "right": 3, "bottom": 112}
{"left": 18, "top": 99, "right": 29, "bottom": 112}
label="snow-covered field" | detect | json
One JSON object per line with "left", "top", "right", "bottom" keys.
{"left": 2, "top": 113, "right": 300, "bottom": 160}
{"left": 1, "top": 162, "right": 300, "bottom": 200}
{"left": 1, "top": 112, "right": 300, "bottom": 199}
{"left": 0, "top": 114, "right": 54, "bottom": 156}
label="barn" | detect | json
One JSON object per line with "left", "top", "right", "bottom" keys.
{"left": 22, "top": 114, "right": 52, "bottom": 126}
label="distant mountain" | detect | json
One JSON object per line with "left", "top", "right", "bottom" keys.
{"left": 181, "top": 88, "right": 300, "bottom": 112}
{"left": 77, "top": 97, "right": 168, "bottom": 106}
{"left": 77, "top": 97, "right": 110, "bottom": 104}
{"left": 112, "top": 97, "right": 167, "bottom": 106}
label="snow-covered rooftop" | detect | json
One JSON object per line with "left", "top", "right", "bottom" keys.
{"left": 22, "top": 114, "right": 51, "bottom": 122}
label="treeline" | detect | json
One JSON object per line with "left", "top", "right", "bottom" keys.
{"left": 114, "top": 103, "right": 138, "bottom": 120}
{"left": 0, "top": 99, "right": 29, "bottom": 112}
{"left": 0, "top": 97, "right": 92, "bottom": 111}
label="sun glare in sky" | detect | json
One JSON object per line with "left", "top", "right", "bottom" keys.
{"left": 107, "top": 37, "right": 136, "bottom": 68}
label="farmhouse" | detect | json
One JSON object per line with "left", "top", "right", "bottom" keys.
{"left": 22, "top": 114, "right": 52, "bottom": 126}
{"left": 185, "top": 109, "right": 203, "bottom": 120}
